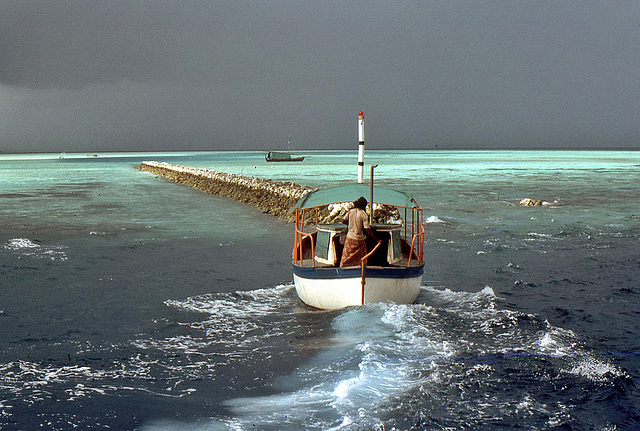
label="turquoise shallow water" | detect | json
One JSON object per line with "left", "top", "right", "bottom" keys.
{"left": 1, "top": 150, "right": 636, "bottom": 240}
{"left": 0, "top": 150, "right": 638, "bottom": 429}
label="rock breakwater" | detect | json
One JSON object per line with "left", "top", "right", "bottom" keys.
{"left": 136, "top": 161, "right": 315, "bottom": 221}
{"left": 136, "top": 162, "right": 402, "bottom": 225}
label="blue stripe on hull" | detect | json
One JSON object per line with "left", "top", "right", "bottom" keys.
{"left": 292, "top": 263, "right": 424, "bottom": 280}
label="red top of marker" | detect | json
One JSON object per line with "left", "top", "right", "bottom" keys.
{"left": 359, "top": 111, "right": 364, "bottom": 116}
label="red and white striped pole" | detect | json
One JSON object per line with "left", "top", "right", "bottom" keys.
{"left": 357, "top": 111, "right": 365, "bottom": 183}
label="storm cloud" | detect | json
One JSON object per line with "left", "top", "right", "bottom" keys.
{"left": 1, "top": 1, "right": 638, "bottom": 152}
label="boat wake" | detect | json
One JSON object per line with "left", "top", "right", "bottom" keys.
{"left": 0, "top": 281, "right": 629, "bottom": 430}
{"left": 144, "top": 285, "right": 629, "bottom": 430}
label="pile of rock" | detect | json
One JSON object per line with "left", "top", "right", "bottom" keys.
{"left": 137, "top": 161, "right": 405, "bottom": 225}
{"left": 136, "top": 161, "right": 315, "bottom": 221}
{"left": 307, "top": 202, "right": 402, "bottom": 225}
{"left": 519, "top": 198, "right": 550, "bottom": 207}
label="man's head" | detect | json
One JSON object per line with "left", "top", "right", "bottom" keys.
{"left": 354, "top": 196, "right": 367, "bottom": 210}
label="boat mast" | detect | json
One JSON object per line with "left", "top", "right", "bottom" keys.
{"left": 370, "top": 164, "right": 378, "bottom": 224}
{"left": 357, "top": 111, "right": 365, "bottom": 183}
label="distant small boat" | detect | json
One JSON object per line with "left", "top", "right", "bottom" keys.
{"left": 265, "top": 135, "right": 305, "bottom": 162}
{"left": 265, "top": 151, "right": 305, "bottom": 162}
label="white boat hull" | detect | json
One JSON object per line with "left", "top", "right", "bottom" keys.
{"left": 292, "top": 264, "right": 423, "bottom": 310}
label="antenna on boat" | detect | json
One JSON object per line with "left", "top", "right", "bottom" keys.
{"left": 357, "top": 111, "right": 365, "bottom": 183}
{"left": 370, "top": 164, "right": 378, "bottom": 223}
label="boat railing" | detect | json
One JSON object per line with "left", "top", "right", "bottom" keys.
{"left": 293, "top": 203, "right": 424, "bottom": 268}
{"left": 293, "top": 208, "right": 316, "bottom": 267}
{"left": 294, "top": 231, "right": 315, "bottom": 267}
{"left": 360, "top": 240, "right": 383, "bottom": 304}
{"left": 360, "top": 240, "right": 383, "bottom": 268}
{"left": 408, "top": 217, "right": 425, "bottom": 267}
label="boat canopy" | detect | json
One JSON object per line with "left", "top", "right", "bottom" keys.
{"left": 294, "top": 183, "right": 417, "bottom": 209}
{"left": 267, "top": 151, "right": 290, "bottom": 159}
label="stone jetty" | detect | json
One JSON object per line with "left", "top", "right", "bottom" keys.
{"left": 136, "top": 161, "right": 402, "bottom": 225}
{"left": 136, "top": 161, "right": 315, "bottom": 221}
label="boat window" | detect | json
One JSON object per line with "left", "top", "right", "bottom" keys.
{"left": 315, "top": 230, "right": 332, "bottom": 263}
{"left": 389, "top": 231, "right": 402, "bottom": 263}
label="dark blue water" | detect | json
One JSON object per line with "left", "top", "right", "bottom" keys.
{"left": 0, "top": 151, "right": 638, "bottom": 430}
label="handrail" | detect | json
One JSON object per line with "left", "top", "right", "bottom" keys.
{"left": 295, "top": 230, "right": 315, "bottom": 267}
{"left": 293, "top": 209, "right": 316, "bottom": 267}
{"left": 360, "top": 240, "right": 383, "bottom": 305}
{"left": 361, "top": 240, "right": 383, "bottom": 264}
{"left": 293, "top": 210, "right": 299, "bottom": 259}
{"left": 407, "top": 222, "right": 425, "bottom": 266}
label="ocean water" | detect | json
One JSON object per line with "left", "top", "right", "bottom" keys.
{"left": 0, "top": 150, "right": 638, "bottom": 430}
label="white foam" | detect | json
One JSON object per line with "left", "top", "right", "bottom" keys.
{"left": 7, "top": 281, "right": 620, "bottom": 430}
{"left": 420, "top": 285, "right": 497, "bottom": 312}
{"left": 1, "top": 238, "right": 68, "bottom": 261}
{"left": 3, "top": 238, "right": 40, "bottom": 249}
{"left": 207, "top": 302, "right": 456, "bottom": 429}
{"left": 435, "top": 238, "right": 455, "bottom": 244}
{"left": 528, "top": 232, "right": 553, "bottom": 239}
{"left": 564, "top": 356, "right": 626, "bottom": 383}
{"left": 424, "top": 215, "right": 446, "bottom": 223}
{"left": 165, "top": 284, "right": 296, "bottom": 319}
{"left": 534, "top": 323, "right": 579, "bottom": 357}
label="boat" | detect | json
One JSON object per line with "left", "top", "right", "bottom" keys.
{"left": 265, "top": 151, "right": 305, "bottom": 162}
{"left": 291, "top": 182, "right": 425, "bottom": 310}
{"left": 265, "top": 135, "right": 305, "bottom": 162}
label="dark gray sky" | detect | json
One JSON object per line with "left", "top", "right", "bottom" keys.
{"left": 1, "top": 1, "right": 638, "bottom": 152}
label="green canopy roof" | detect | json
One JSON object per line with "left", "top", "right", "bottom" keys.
{"left": 294, "top": 183, "right": 417, "bottom": 209}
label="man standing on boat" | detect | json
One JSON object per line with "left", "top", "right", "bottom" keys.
{"left": 340, "top": 197, "right": 380, "bottom": 267}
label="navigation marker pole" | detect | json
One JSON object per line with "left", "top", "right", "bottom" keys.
{"left": 357, "top": 111, "right": 365, "bottom": 183}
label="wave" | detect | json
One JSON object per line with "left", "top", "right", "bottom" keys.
{"left": 1, "top": 284, "right": 629, "bottom": 430}
{"left": 1, "top": 238, "right": 68, "bottom": 261}
{"left": 147, "top": 285, "right": 628, "bottom": 430}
